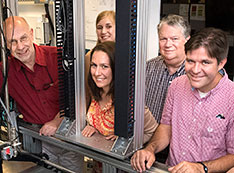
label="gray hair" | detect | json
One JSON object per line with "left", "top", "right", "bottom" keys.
{"left": 158, "top": 14, "right": 191, "bottom": 38}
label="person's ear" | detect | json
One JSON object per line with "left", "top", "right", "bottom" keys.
{"left": 6, "top": 48, "right": 11, "bottom": 56}
{"left": 218, "top": 58, "right": 227, "bottom": 71}
{"left": 30, "top": 28, "right": 34, "bottom": 41}
{"left": 185, "top": 36, "right": 190, "bottom": 43}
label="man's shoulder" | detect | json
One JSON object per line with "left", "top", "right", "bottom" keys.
{"left": 223, "top": 76, "right": 234, "bottom": 97}
{"left": 170, "top": 75, "right": 188, "bottom": 88}
{"left": 37, "top": 45, "right": 57, "bottom": 52}
{"left": 146, "top": 56, "right": 164, "bottom": 71}
{"left": 147, "top": 56, "right": 163, "bottom": 65}
{"left": 172, "top": 74, "right": 187, "bottom": 82}
{"left": 35, "top": 44, "right": 58, "bottom": 59}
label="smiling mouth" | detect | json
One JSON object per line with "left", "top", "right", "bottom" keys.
{"left": 164, "top": 50, "right": 174, "bottom": 53}
{"left": 96, "top": 78, "right": 105, "bottom": 81}
{"left": 101, "top": 36, "right": 110, "bottom": 40}
{"left": 17, "top": 49, "right": 28, "bottom": 56}
{"left": 190, "top": 75, "right": 203, "bottom": 81}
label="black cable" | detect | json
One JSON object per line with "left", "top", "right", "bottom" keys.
{"left": 0, "top": 7, "right": 19, "bottom": 138}
{"left": 3, "top": 6, "right": 14, "bottom": 52}
{"left": 0, "top": 6, "right": 14, "bottom": 97}
{"left": 44, "top": 3, "right": 54, "bottom": 36}
{"left": 0, "top": 27, "right": 10, "bottom": 97}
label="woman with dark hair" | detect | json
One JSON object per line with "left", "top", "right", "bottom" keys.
{"left": 85, "top": 10, "right": 116, "bottom": 107}
{"left": 82, "top": 41, "right": 158, "bottom": 143}
{"left": 82, "top": 41, "right": 116, "bottom": 140}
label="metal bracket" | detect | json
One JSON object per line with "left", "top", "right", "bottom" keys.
{"left": 110, "top": 136, "right": 133, "bottom": 156}
{"left": 56, "top": 117, "right": 75, "bottom": 136}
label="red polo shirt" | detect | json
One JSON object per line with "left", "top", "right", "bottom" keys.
{"left": 0, "top": 44, "right": 59, "bottom": 124}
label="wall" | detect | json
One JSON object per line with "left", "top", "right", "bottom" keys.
{"left": 147, "top": 0, "right": 160, "bottom": 60}
{"left": 17, "top": 0, "right": 161, "bottom": 59}
{"left": 85, "top": 0, "right": 115, "bottom": 49}
{"left": 18, "top": 1, "right": 48, "bottom": 45}
{"left": 85, "top": 0, "right": 160, "bottom": 60}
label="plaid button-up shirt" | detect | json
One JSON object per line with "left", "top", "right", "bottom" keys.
{"left": 145, "top": 56, "right": 185, "bottom": 123}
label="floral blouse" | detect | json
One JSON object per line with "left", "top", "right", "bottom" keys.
{"left": 87, "top": 99, "right": 114, "bottom": 136}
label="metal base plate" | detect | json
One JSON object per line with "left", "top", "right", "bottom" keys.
{"left": 55, "top": 119, "right": 132, "bottom": 160}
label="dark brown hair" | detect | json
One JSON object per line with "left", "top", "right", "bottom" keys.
{"left": 88, "top": 41, "right": 115, "bottom": 102}
{"left": 185, "top": 27, "right": 229, "bottom": 64}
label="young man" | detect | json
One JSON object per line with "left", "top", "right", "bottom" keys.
{"left": 2, "top": 16, "right": 82, "bottom": 172}
{"left": 131, "top": 27, "right": 234, "bottom": 172}
{"left": 145, "top": 14, "right": 190, "bottom": 123}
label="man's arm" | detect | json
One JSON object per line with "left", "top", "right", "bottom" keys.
{"left": 168, "top": 154, "right": 234, "bottom": 173}
{"left": 131, "top": 124, "right": 171, "bottom": 172}
{"left": 39, "top": 112, "right": 63, "bottom": 136}
{"left": 143, "top": 106, "right": 158, "bottom": 144}
{"left": 205, "top": 154, "right": 234, "bottom": 173}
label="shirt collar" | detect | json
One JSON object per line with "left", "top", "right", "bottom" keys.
{"left": 176, "top": 61, "right": 185, "bottom": 74}
{"left": 12, "top": 43, "right": 47, "bottom": 72}
{"left": 161, "top": 56, "right": 185, "bottom": 75}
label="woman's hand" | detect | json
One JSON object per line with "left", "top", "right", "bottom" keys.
{"left": 105, "top": 134, "right": 117, "bottom": 141}
{"left": 82, "top": 125, "right": 98, "bottom": 137}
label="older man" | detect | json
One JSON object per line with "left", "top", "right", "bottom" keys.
{"left": 145, "top": 14, "right": 191, "bottom": 163}
{"left": 145, "top": 14, "right": 191, "bottom": 123}
{"left": 2, "top": 16, "right": 61, "bottom": 135}
{"left": 2, "top": 16, "right": 82, "bottom": 172}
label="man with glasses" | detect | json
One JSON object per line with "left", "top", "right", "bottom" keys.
{"left": 3, "top": 16, "right": 61, "bottom": 135}
{"left": 1, "top": 16, "right": 82, "bottom": 172}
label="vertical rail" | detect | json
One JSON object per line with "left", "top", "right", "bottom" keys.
{"left": 133, "top": 0, "right": 150, "bottom": 150}
{"left": 73, "top": 0, "right": 86, "bottom": 134}
{"left": 115, "top": 0, "right": 150, "bottom": 151}
{"left": 55, "top": 0, "right": 75, "bottom": 120}
{"left": 6, "top": 0, "right": 18, "bottom": 16}
{"left": 115, "top": 0, "right": 137, "bottom": 139}
{"left": 0, "top": 0, "right": 10, "bottom": 138}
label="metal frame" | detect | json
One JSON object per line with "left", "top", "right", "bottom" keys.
{"left": 20, "top": 125, "right": 169, "bottom": 173}
{"left": 114, "top": 0, "right": 137, "bottom": 139}
{"left": 6, "top": 0, "right": 18, "bottom": 16}
{"left": 111, "top": 0, "right": 152, "bottom": 155}
{"left": 56, "top": 0, "right": 153, "bottom": 160}
{"left": 73, "top": 0, "right": 86, "bottom": 134}
{"left": 133, "top": 0, "right": 150, "bottom": 151}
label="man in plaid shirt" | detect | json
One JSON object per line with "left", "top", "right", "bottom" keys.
{"left": 145, "top": 14, "right": 191, "bottom": 163}
{"left": 145, "top": 14, "right": 190, "bottom": 123}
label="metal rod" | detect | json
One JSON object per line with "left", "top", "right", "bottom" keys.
{"left": 0, "top": 0, "right": 11, "bottom": 139}
{"left": 133, "top": 0, "right": 150, "bottom": 150}
{"left": 74, "top": 0, "right": 86, "bottom": 134}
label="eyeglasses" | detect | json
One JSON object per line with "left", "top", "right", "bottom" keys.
{"left": 9, "top": 34, "right": 30, "bottom": 47}
{"left": 22, "top": 67, "right": 54, "bottom": 91}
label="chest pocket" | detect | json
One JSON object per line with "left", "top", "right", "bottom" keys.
{"left": 201, "top": 114, "right": 228, "bottom": 146}
{"left": 44, "top": 79, "right": 59, "bottom": 103}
